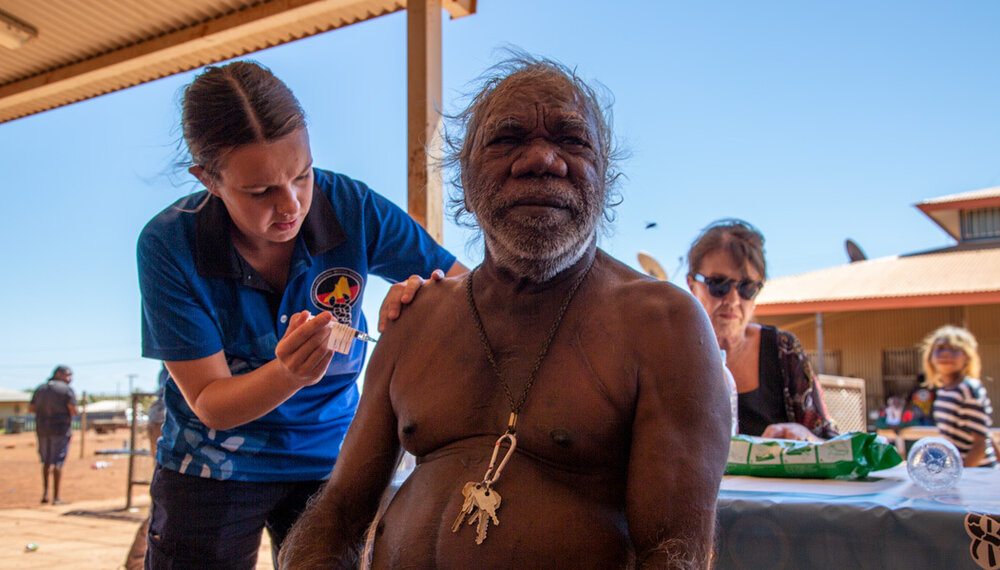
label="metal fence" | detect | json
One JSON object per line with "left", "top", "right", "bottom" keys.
{"left": 4, "top": 414, "right": 117, "bottom": 433}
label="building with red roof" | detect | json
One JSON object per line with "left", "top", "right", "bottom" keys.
{"left": 755, "top": 187, "right": 1000, "bottom": 423}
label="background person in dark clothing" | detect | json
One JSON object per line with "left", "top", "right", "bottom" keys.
{"left": 29, "top": 365, "right": 79, "bottom": 504}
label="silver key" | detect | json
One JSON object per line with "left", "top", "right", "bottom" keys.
{"left": 467, "top": 483, "right": 501, "bottom": 544}
{"left": 451, "top": 481, "right": 479, "bottom": 533}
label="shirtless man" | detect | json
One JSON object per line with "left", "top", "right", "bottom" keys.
{"left": 280, "top": 54, "right": 730, "bottom": 569}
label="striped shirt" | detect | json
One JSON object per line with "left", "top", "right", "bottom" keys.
{"left": 933, "top": 377, "right": 997, "bottom": 468}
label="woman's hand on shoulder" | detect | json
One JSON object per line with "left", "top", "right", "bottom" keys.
{"left": 377, "top": 269, "right": 445, "bottom": 333}
{"left": 761, "top": 422, "right": 820, "bottom": 441}
{"left": 377, "top": 262, "right": 469, "bottom": 333}
{"left": 376, "top": 260, "right": 468, "bottom": 332}
{"left": 275, "top": 310, "right": 336, "bottom": 388}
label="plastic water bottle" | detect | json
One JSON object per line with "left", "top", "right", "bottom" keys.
{"left": 906, "top": 436, "right": 962, "bottom": 491}
{"left": 720, "top": 350, "right": 738, "bottom": 436}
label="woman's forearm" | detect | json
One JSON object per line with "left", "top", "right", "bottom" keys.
{"left": 184, "top": 360, "right": 304, "bottom": 430}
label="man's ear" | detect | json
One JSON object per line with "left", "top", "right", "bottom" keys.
{"left": 685, "top": 274, "right": 696, "bottom": 292}
{"left": 189, "top": 165, "right": 218, "bottom": 196}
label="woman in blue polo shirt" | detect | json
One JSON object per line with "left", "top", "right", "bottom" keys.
{"left": 137, "top": 60, "right": 463, "bottom": 569}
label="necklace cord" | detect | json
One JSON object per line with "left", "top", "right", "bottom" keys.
{"left": 465, "top": 256, "right": 596, "bottom": 421}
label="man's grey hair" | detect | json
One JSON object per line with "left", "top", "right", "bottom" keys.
{"left": 442, "top": 49, "right": 626, "bottom": 233}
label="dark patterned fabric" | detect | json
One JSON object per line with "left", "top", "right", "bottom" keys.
{"left": 773, "top": 327, "right": 839, "bottom": 439}
{"left": 738, "top": 326, "right": 839, "bottom": 438}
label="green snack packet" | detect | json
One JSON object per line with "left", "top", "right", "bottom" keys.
{"left": 725, "top": 431, "right": 903, "bottom": 479}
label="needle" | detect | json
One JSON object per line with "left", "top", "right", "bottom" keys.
{"left": 353, "top": 329, "right": 378, "bottom": 343}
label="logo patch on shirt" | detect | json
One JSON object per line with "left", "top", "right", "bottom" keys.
{"left": 311, "top": 268, "right": 364, "bottom": 325}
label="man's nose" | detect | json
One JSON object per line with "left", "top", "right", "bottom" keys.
{"left": 512, "top": 139, "right": 568, "bottom": 177}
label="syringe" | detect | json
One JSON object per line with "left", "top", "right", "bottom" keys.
{"left": 352, "top": 329, "right": 378, "bottom": 343}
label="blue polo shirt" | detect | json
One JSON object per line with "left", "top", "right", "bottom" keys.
{"left": 137, "top": 168, "right": 455, "bottom": 481}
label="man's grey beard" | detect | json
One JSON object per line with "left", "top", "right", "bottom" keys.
{"left": 468, "top": 177, "right": 604, "bottom": 282}
{"left": 486, "top": 230, "right": 596, "bottom": 282}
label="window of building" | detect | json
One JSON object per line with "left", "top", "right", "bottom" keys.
{"left": 961, "top": 207, "right": 1000, "bottom": 241}
{"left": 881, "top": 347, "right": 923, "bottom": 401}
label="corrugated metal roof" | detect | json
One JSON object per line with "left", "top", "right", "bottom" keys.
{"left": 0, "top": 387, "right": 31, "bottom": 403}
{"left": 914, "top": 186, "right": 1000, "bottom": 240}
{"left": 754, "top": 247, "right": 1000, "bottom": 315}
{"left": 917, "top": 186, "right": 1000, "bottom": 206}
{"left": 0, "top": 0, "right": 475, "bottom": 124}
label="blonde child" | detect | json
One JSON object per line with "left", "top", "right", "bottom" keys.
{"left": 921, "top": 325, "right": 997, "bottom": 468}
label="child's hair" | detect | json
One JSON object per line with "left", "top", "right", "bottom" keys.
{"left": 920, "top": 325, "right": 981, "bottom": 388}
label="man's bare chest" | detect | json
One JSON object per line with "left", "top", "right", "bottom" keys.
{"left": 388, "top": 332, "right": 633, "bottom": 471}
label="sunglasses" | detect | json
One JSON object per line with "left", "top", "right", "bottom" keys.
{"left": 931, "top": 345, "right": 963, "bottom": 357}
{"left": 692, "top": 273, "right": 763, "bottom": 300}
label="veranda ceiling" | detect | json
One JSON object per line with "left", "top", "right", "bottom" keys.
{"left": 0, "top": 0, "right": 474, "bottom": 125}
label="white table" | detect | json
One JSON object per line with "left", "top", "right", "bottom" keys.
{"left": 715, "top": 464, "right": 1000, "bottom": 569}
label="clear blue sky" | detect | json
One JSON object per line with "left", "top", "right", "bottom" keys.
{"left": 2, "top": 0, "right": 999, "bottom": 395}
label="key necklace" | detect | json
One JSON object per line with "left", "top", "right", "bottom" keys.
{"left": 452, "top": 256, "right": 594, "bottom": 545}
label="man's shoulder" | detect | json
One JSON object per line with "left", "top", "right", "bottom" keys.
{"left": 383, "top": 276, "right": 467, "bottom": 335}
{"left": 37, "top": 380, "right": 72, "bottom": 396}
{"left": 591, "top": 251, "right": 701, "bottom": 317}
{"left": 411, "top": 272, "right": 466, "bottom": 299}
{"left": 30, "top": 381, "right": 70, "bottom": 410}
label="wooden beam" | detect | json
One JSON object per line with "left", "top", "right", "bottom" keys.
{"left": 443, "top": 0, "right": 477, "bottom": 19}
{"left": 406, "top": 0, "right": 443, "bottom": 242}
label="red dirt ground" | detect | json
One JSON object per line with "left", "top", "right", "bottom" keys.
{"left": 0, "top": 429, "right": 156, "bottom": 509}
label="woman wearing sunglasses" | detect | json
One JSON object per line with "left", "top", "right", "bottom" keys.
{"left": 686, "top": 219, "right": 838, "bottom": 441}
{"left": 920, "top": 325, "right": 997, "bottom": 467}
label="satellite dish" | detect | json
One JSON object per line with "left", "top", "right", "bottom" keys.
{"left": 845, "top": 239, "right": 867, "bottom": 263}
{"left": 637, "top": 251, "right": 668, "bottom": 281}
